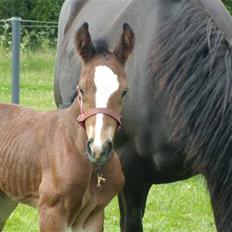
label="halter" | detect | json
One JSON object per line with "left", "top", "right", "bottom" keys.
{"left": 77, "top": 87, "right": 122, "bottom": 130}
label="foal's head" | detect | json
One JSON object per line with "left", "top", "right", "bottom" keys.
{"left": 75, "top": 22, "right": 135, "bottom": 165}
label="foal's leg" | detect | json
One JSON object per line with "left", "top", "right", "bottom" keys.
{"left": 0, "top": 194, "right": 18, "bottom": 231}
{"left": 39, "top": 200, "right": 69, "bottom": 232}
{"left": 71, "top": 210, "right": 104, "bottom": 232}
{"left": 38, "top": 182, "right": 69, "bottom": 232}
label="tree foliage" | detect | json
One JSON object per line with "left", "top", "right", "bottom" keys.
{"left": 0, "top": 0, "right": 64, "bottom": 21}
{"left": 223, "top": 0, "right": 232, "bottom": 15}
{"left": 0, "top": 0, "right": 65, "bottom": 49}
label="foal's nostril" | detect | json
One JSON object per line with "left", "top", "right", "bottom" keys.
{"left": 103, "top": 139, "right": 113, "bottom": 156}
{"left": 87, "top": 138, "right": 94, "bottom": 155}
{"left": 86, "top": 138, "right": 113, "bottom": 165}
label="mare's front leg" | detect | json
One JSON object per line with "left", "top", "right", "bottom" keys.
{"left": 0, "top": 193, "right": 18, "bottom": 231}
{"left": 118, "top": 148, "right": 151, "bottom": 232}
{"left": 207, "top": 174, "right": 232, "bottom": 232}
{"left": 119, "top": 183, "right": 151, "bottom": 232}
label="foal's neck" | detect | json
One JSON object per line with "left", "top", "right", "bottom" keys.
{"left": 66, "top": 97, "right": 81, "bottom": 119}
{"left": 66, "top": 97, "right": 87, "bottom": 143}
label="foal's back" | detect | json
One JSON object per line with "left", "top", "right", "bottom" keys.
{"left": 0, "top": 103, "right": 71, "bottom": 206}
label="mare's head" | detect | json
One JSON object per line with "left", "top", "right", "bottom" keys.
{"left": 75, "top": 22, "right": 135, "bottom": 165}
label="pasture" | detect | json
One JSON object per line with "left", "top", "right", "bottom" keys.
{"left": 0, "top": 49, "right": 216, "bottom": 231}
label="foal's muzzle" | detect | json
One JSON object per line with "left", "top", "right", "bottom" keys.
{"left": 86, "top": 138, "right": 113, "bottom": 165}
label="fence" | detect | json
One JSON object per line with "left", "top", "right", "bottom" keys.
{"left": 0, "top": 17, "right": 58, "bottom": 104}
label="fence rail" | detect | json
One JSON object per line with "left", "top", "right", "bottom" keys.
{"left": 0, "top": 17, "right": 58, "bottom": 104}
{"left": 0, "top": 18, "right": 58, "bottom": 24}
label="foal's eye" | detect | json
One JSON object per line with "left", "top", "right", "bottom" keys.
{"left": 121, "top": 88, "right": 128, "bottom": 98}
{"left": 78, "top": 86, "right": 84, "bottom": 96}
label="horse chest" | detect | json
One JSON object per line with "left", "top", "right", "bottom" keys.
{"left": 80, "top": 171, "right": 113, "bottom": 208}
{"left": 67, "top": 171, "right": 116, "bottom": 228}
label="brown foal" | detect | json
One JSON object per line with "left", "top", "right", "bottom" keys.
{"left": 0, "top": 23, "right": 134, "bottom": 231}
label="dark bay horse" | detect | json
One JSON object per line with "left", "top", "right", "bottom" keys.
{"left": 0, "top": 23, "right": 134, "bottom": 231}
{"left": 54, "top": 0, "right": 232, "bottom": 231}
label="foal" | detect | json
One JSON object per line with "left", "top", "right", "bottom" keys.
{"left": 0, "top": 23, "right": 134, "bottom": 231}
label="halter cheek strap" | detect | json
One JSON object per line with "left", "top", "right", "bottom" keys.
{"left": 77, "top": 88, "right": 122, "bottom": 130}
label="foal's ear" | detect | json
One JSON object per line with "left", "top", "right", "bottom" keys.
{"left": 75, "top": 22, "right": 96, "bottom": 63}
{"left": 113, "top": 23, "right": 135, "bottom": 66}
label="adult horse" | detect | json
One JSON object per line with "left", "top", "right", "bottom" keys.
{"left": 0, "top": 23, "right": 134, "bottom": 231}
{"left": 54, "top": 0, "right": 232, "bottom": 231}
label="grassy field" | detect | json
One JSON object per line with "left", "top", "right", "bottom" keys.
{"left": 0, "top": 49, "right": 216, "bottom": 231}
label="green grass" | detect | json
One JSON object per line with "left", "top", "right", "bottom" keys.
{"left": 0, "top": 49, "right": 55, "bottom": 110}
{"left": 0, "top": 49, "right": 216, "bottom": 231}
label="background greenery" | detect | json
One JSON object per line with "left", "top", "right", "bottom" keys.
{"left": 223, "top": 0, "right": 232, "bottom": 14}
{"left": 0, "top": 0, "right": 64, "bottom": 22}
{"left": 0, "top": 0, "right": 64, "bottom": 49}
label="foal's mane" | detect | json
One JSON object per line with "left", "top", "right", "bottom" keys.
{"left": 94, "top": 39, "right": 110, "bottom": 55}
{"left": 150, "top": 0, "right": 232, "bottom": 227}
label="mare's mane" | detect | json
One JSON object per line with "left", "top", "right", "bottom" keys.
{"left": 150, "top": 0, "right": 232, "bottom": 227}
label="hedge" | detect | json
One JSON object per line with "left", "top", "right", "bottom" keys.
{"left": 0, "top": 0, "right": 64, "bottom": 22}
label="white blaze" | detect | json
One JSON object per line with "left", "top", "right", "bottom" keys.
{"left": 93, "top": 65, "right": 119, "bottom": 148}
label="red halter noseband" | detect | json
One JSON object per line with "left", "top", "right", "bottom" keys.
{"left": 77, "top": 88, "right": 122, "bottom": 130}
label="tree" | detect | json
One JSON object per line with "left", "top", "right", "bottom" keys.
{"left": 223, "top": 0, "right": 232, "bottom": 15}
{"left": 0, "top": 0, "right": 64, "bottom": 21}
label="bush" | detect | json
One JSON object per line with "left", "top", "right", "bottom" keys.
{"left": 0, "top": 0, "right": 64, "bottom": 50}
{"left": 0, "top": 21, "right": 58, "bottom": 51}
{"left": 0, "top": 0, "right": 64, "bottom": 21}
{"left": 223, "top": 0, "right": 232, "bottom": 15}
